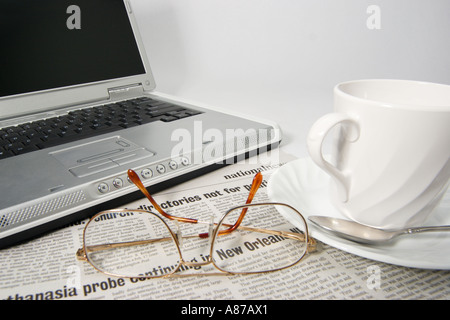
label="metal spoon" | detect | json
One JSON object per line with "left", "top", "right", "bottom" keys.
{"left": 308, "top": 215, "right": 450, "bottom": 244}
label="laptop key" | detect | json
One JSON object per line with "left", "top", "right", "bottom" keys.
{"left": 160, "top": 116, "right": 178, "bottom": 122}
{"left": 12, "top": 144, "right": 39, "bottom": 155}
{"left": 0, "top": 148, "right": 13, "bottom": 160}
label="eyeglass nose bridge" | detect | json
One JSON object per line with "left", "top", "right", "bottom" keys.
{"left": 172, "top": 214, "right": 218, "bottom": 268}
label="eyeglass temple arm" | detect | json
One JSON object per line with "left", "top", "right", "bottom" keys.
{"left": 127, "top": 169, "right": 198, "bottom": 224}
{"left": 127, "top": 169, "right": 263, "bottom": 235}
{"left": 211, "top": 172, "right": 263, "bottom": 237}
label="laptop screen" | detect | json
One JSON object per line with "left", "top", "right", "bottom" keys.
{"left": 0, "top": 0, "right": 146, "bottom": 98}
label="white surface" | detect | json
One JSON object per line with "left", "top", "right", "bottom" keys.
{"left": 130, "top": 0, "right": 450, "bottom": 158}
{"left": 268, "top": 157, "right": 450, "bottom": 270}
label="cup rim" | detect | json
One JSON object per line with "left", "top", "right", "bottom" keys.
{"left": 334, "top": 79, "right": 450, "bottom": 112}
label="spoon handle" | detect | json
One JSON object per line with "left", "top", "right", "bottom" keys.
{"left": 407, "top": 225, "right": 450, "bottom": 234}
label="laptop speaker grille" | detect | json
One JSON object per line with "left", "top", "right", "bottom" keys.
{"left": 0, "top": 190, "right": 87, "bottom": 230}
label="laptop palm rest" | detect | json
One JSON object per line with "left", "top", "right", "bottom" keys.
{"left": 51, "top": 136, "right": 155, "bottom": 178}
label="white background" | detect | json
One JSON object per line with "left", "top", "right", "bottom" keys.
{"left": 130, "top": 0, "right": 450, "bottom": 157}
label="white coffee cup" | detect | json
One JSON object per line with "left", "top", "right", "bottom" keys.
{"left": 307, "top": 79, "right": 450, "bottom": 229}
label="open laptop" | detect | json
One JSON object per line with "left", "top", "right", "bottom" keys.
{"left": 0, "top": 0, "right": 281, "bottom": 248}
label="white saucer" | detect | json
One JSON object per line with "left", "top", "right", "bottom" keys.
{"left": 267, "top": 157, "right": 450, "bottom": 270}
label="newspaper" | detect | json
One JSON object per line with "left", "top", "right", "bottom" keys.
{"left": 1, "top": 150, "right": 449, "bottom": 301}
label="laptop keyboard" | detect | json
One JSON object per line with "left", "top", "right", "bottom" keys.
{"left": 0, "top": 97, "right": 202, "bottom": 160}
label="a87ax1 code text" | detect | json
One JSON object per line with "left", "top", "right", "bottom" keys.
{"left": 181, "top": 304, "right": 267, "bottom": 317}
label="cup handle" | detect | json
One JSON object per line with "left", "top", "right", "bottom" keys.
{"left": 307, "top": 113, "right": 360, "bottom": 202}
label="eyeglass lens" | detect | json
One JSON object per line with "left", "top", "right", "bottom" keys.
{"left": 212, "top": 204, "right": 308, "bottom": 273}
{"left": 84, "top": 211, "right": 180, "bottom": 278}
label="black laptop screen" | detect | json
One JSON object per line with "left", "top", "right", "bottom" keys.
{"left": 0, "top": 0, "right": 146, "bottom": 98}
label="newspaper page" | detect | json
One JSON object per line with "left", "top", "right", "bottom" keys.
{"left": 1, "top": 150, "right": 449, "bottom": 301}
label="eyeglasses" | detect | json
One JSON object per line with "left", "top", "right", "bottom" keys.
{"left": 76, "top": 169, "right": 317, "bottom": 279}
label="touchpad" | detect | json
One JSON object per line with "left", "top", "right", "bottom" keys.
{"left": 51, "top": 136, "right": 155, "bottom": 178}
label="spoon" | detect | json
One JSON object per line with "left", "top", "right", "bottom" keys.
{"left": 308, "top": 215, "right": 450, "bottom": 244}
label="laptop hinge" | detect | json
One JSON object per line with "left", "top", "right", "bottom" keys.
{"left": 108, "top": 83, "right": 144, "bottom": 101}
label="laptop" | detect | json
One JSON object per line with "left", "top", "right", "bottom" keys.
{"left": 0, "top": 0, "right": 281, "bottom": 248}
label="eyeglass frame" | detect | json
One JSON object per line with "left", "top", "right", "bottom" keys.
{"left": 76, "top": 170, "right": 317, "bottom": 278}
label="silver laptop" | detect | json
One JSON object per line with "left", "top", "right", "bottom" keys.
{"left": 0, "top": 0, "right": 280, "bottom": 247}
